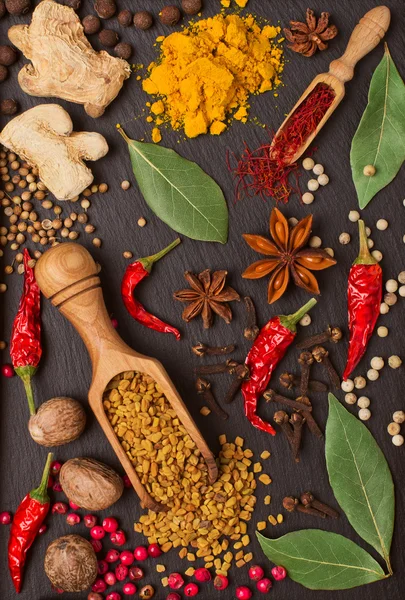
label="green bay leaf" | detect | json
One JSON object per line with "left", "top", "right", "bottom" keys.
{"left": 119, "top": 129, "right": 228, "bottom": 243}
{"left": 350, "top": 44, "right": 405, "bottom": 209}
{"left": 257, "top": 530, "right": 386, "bottom": 590}
{"left": 326, "top": 394, "right": 394, "bottom": 570}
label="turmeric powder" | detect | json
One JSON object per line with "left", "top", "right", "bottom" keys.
{"left": 142, "top": 13, "right": 284, "bottom": 140}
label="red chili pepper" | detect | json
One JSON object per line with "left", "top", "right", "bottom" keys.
{"left": 343, "top": 220, "right": 382, "bottom": 380}
{"left": 10, "top": 249, "right": 41, "bottom": 416}
{"left": 8, "top": 452, "right": 53, "bottom": 593}
{"left": 121, "top": 239, "right": 181, "bottom": 340}
{"left": 242, "top": 298, "right": 317, "bottom": 434}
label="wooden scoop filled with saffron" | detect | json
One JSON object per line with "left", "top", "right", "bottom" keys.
{"left": 272, "top": 6, "right": 391, "bottom": 166}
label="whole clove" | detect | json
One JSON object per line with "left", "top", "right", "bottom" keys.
{"left": 283, "top": 496, "right": 326, "bottom": 518}
{"left": 192, "top": 342, "right": 236, "bottom": 357}
{"left": 298, "top": 351, "right": 313, "bottom": 396}
{"left": 243, "top": 296, "right": 259, "bottom": 341}
{"left": 224, "top": 364, "right": 250, "bottom": 404}
{"left": 311, "top": 346, "right": 340, "bottom": 389}
{"left": 300, "top": 492, "right": 339, "bottom": 519}
{"left": 264, "top": 389, "right": 313, "bottom": 412}
{"left": 273, "top": 411, "right": 299, "bottom": 462}
{"left": 296, "top": 326, "right": 343, "bottom": 350}
{"left": 195, "top": 359, "right": 239, "bottom": 375}
{"left": 279, "top": 372, "right": 328, "bottom": 393}
{"left": 195, "top": 377, "right": 229, "bottom": 420}
{"left": 290, "top": 412, "right": 305, "bottom": 462}
{"left": 295, "top": 396, "right": 323, "bottom": 439}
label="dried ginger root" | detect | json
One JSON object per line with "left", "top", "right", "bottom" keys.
{"left": 0, "top": 104, "right": 109, "bottom": 200}
{"left": 8, "top": 0, "right": 131, "bottom": 118}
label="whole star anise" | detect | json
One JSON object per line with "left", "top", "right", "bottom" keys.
{"left": 173, "top": 269, "right": 240, "bottom": 329}
{"left": 284, "top": 8, "right": 338, "bottom": 57}
{"left": 242, "top": 208, "right": 336, "bottom": 304}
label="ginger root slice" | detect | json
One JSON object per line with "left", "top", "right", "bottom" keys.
{"left": 8, "top": 0, "right": 131, "bottom": 118}
{"left": 0, "top": 104, "right": 109, "bottom": 201}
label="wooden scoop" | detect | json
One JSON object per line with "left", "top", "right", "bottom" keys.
{"left": 273, "top": 6, "right": 391, "bottom": 165}
{"left": 35, "top": 242, "right": 218, "bottom": 512}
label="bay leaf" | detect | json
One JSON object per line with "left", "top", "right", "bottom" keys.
{"left": 257, "top": 530, "right": 386, "bottom": 590}
{"left": 326, "top": 394, "right": 394, "bottom": 571}
{"left": 118, "top": 128, "right": 228, "bottom": 244}
{"left": 350, "top": 44, "right": 405, "bottom": 209}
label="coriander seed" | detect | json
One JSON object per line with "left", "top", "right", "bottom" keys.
{"left": 81, "top": 199, "right": 90, "bottom": 210}
{"left": 68, "top": 231, "right": 79, "bottom": 240}
{"left": 42, "top": 200, "right": 53, "bottom": 209}
{"left": 85, "top": 224, "right": 95, "bottom": 233}
{"left": 5, "top": 265, "right": 13, "bottom": 275}
{"left": 99, "top": 183, "right": 108, "bottom": 193}
{"left": 61, "top": 228, "right": 69, "bottom": 238}
{"left": 387, "top": 422, "right": 401, "bottom": 436}
{"left": 137, "top": 217, "right": 146, "bottom": 227}
{"left": 53, "top": 206, "right": 62, "bottom": 215}
{"left": 93, "top": 237, "right": 102, "bottom": 247}
{"left": 77, "top": 213, "right": 88, "bottom": 224}
{"left": 123, "top": 251, "right": 133, "bottom": 259}
{"left": 0, "top": 283, "right": 7, "bottom": 292}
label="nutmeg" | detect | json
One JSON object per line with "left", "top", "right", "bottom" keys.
{"left": 28, "top": 397, "right": 86, "bottom": 447}
{"left": 45, "top": 535, "right": 97, "bottom": 592}
{"left": 82, "top": 14, "right": 101, "bottom": 35}
{"left": 94, "top": 0, "right": 116, "bottom": 19}
{"left": 133, "top": 10, "right": 153, "bottom": 30}
{"left": 98, "top": 28, "right": 119, "bottom": 47}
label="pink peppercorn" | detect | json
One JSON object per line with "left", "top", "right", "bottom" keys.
{"left": 91, "top": 526, "right": 106, "bottom": 540}
{"left": 122, "top": 582, "right": 137, "bottom": 595}
{"left": 98, "top": 560, "right": 108, "bottom": 575}
{"left": 38, "top": 524, "right": 47, "bottom": 535}
{"left": 115, "top": 563, "right": 129, "bottom": 581}
{"left": 66, "top": 513, "right": 80, "bottom": 526}
{"left": 2, "top": 364, "right": 14, "bottom": 378}
{"left": 0, "top": 511, "right": 12, "bottom": 525}
{"left": 194, "top": 567, "right": 211, "bottom": 582}
{"left": 147, "top": 543, "right": 162, "bottom": 558}
{"left": 53, "top": 481, "right": 63, "bottom": 492}
{"left": 110, "top": 529, "right": 126, "bottom": 546}
{"left": 103, "top": 517, "right": 119, "bottom": 533}
{"left": 52, "top": 502, "right": 68, "bottom": 514}
{"left": 88, "top": 593, "right": 104, "bottom": 600}
{"left": 122, "top": 474, "right": 132, "bottom": 488}
{"left": 120, "top": 550, "right": 134, "bottom": 565}
{"left": 236, "top": 587, "right": 252, "bottom": 600}
{"left": 271, "top": 566, "right": 287, "bottom": 581}
{"left": 51, "top": 460, "right": 62, "bottom": 476}
{"left": 256, "top": 578, "right": 272, "bottom": 593}
{"left": 104, "top": 571, "right": 117, "bottom": 586}
{"left": 92, "top": 579, "right": 107, "bottom": 593}
{"left": 166, "top": 594, "right": 181, "bottom": 600}
{"left": 105, "top": 549, "right": 120, "bottom": 563}
{"left": 213, "top": 575, "right": 228, "bottom": 590}
{"left": 84, "top": 514, "right": 98, "bottom": 528}
{"left": 134, "top": 546, "right": 148, "bottom": 561}
{"left": 69, "top": 500, "right": 80, "bottom": 510}
{"left": 184, "top": 582, "right": 199, "bottom": 596}
{"left": 106, "top": 594, "right": 121, "bottom": 600}
{"left": 168, "top": 573, "right": 184, "bottom": 590}
{"left": 90, "top": 539, "right": 103, "bottom": 553}
{"left": 128, "top": 566, "right": 144, "bottom": 581}
{"left": 249, "top": 565, "right": 264, "bottom": 581}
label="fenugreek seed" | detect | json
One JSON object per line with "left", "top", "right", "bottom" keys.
{"left": 156, "top": 564, "right": 166, "bottom": 573}
{"left": 200, "top": 406, "right": 211, "bottom": 416}
{"left": 264, "top": 495, "right": 271, "bottom": 505}
{"left": 277, "top": 513, "right": 284, "bottom": 524}
{"left": 260, "top": 451, "right": 270, "bottom": 460}
{"left": 258, "top": 474, "right": 271, "bottom": 485}
{"left": 268, "top": 515, "right": 277, "bottom": 525}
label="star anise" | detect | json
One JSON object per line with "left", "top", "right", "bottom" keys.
{"left": 242, "top": 207, "right": 336, "bottom": 304}
{"left": 284, "top": 8, "right": 338, "bottom": 57}
{"left": 173, "top": 270, "right": 240, "bottom": 329}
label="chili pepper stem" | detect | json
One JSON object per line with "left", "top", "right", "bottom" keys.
{"left": 15, "top": 365, "right": 37, "bottom": 416}
{"left": 354, "top": 220, "right": 376, "bottom": 265}
{"left": 279, "top": 298, "right": 317, "bottom": 332}
{"left": 30, "top": 452, "right": 53, "bottom": 503}
{"left": 139, "top": 238, "right": 181, "bottom": 272}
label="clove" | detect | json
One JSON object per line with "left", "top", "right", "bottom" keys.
{"left": 192, "top": 342, "right": 236, "bottom": 357}
{"left": 300, "top": 492, "right": 339, "bottom": 519}
{"left": 243, "top": 296, "right": 259, "bottom": 341}
{"left": 282, "top": 496, "right": 326, "bottom": 518}
{"left": 195, "top": 377, "right": 229, "bottom": 420}
{"left": 311, "top": 346, "right": 340, "bottom": 389}
{"left": 298, "top": 351, "right": 313, "bottom": 396}
{"left": 296, "top": 326, "right": 343, "bottom": 350}
{"left": 295, "top": 395, "right": 323, "bottom": 439}
{"left": 264, "top": 389, "right": 313, "bottom": 412}
{"left": 195, "top": 359, "right": 239, "bottom": 375}
{"left": 273, "top": 410, "right": 299, "bottom": 462}
{"left": 289, "top": 412, "right": 305, "bottom": 463}
{"left": 279, "top": 372, "right": 328, "bottom": 393}
{"left": 224, "top": 364, "right": 250, "bottom": 404}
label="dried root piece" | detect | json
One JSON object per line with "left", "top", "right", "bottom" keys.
{"left": 0, "top": 104, "right": 108, "bottom": 200}
{"left": 8, "top": 0, "right": 131, "bottom": 117}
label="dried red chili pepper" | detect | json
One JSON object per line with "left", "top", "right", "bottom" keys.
{"left": 241, "top": 298, "right": 317, "bottom": 434}
{"left": 343, "top": 220, "right": 382, "bottom": 380}
{"left": 121, "top": 239, "right": 181, "bottom": 340}
{"left": 10, "top": 249, "right": 41, "bottom": 416}
{"left": 8, "top": 452, "right": 53, "bottom": 593}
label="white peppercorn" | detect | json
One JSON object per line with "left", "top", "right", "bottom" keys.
{"left": 307, "top": 179, "right": 319, "bottom": 191}
{"left": 339, "top": 232, "right": 350, "bottom": 245}
{"left": 354, "top": 375, "right": 367, "bottom": 389}
{"left": 384, "top": 292, "right": 397, "bottom": 306}
{"left": 121, "top": 180, "right": 131, "bottom": 190}
{"left": 371, "top": 250, "right": 383, "bottom": 262}
{"left": 299, "top": 314, "right": 311, "bottom": 326}
{"left": 393, "top": 410, "right": 405, "bottom": 424}
{"left": 367, "top": 238, "right": 374, "bottom": 249}
{"left": 399, "top": 286, "right": 405, "bottom": 297}
{"left": 398, "top": 271, "right": 405, "bottom": 284}
{"left": 341, "top": 379, "right": 354, "bottom": 392}
{"left": 379, "top": 303, "right": 389, "bottom": 315}
{"left": 302, "top": 157, "right": 314, "bottom": 170}
{"left": 309, "top": 236, "right": 322, "bottom": 248}
{"left": 386, "top": 279, "right": 398, "bottom": 293}
{"left": 358, "top": 408, "right": 371, "bottom": 421}
{"left": 357, "top": 396, "right": 370, "bottom": 409}
{"left": 370, "top": 357, "right": 384, "bottom": 370}
{"left": 387, "top": 422, "right": 401, "bottom": 436}
{"left": 348, "top": 210, "right": 360, "bottom": 222}
{"left": 388, "top": 355, "right": 402, "bottom": 369}
{"left": 345, "top": 393, "right": 357, "bottom": 405}
{"left": 392, "top": 434, "right": 404, "bottom": 446}
{"left": 366, "top": 226, "right": 371, "bottom": 236}
{"left": 137, "top": 217, "right": 147, "bottom": 227}
{"left": 376, "top": 219, "right": 388, "bottom": 230}
{"left": 324, "top": 247, "right": 334, "bottom": 257}
{"left": 367, "top": 369, "right": 379, "bottom": 381}
{"left": 317, "top": 173, "right": 329, "bottom": 186}
{"left": 302, "top": 192, "right": 314, "bottom": 205}
{"left": 288, "top": 217, "right": 298, "bottom": 227}
{"left": 363, "top": 164, "right": 376, "bottom": 177}
{"left": 313, "top": 163, "right": 324, "bottom": 175}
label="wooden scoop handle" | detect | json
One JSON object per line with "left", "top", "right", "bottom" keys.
{"left": 329, "top": 6, "right": 390, "bottom": 83}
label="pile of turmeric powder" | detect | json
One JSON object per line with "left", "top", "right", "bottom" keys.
{"left": 142, "top": 13, "right": 284, "bottom": 140}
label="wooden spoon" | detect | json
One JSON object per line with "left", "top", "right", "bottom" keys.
{"left": 273, "top": 6, "right": 391, "bottom": 165}
{"left": 35, "top": 242, "right": 218, "bottom": 512}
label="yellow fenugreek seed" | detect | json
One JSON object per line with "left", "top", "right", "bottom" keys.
{"left": 277, "top": 513, "right": 284, "bottom": 524}
{"left": 259, "top": 474, "right": 272, "bottom": 485}
{"left": 236, "top": 559, "right": 246, "bottom": 568}
{"left": 260, "top": 450, "right": 271, "bottom": 459}
{"left": 268, "top": 515, "right": 277, "bottom": 526}
{"left": 161, "top": 577, "right": 169, "bottom": 587}
{"left": 200, "top": 406, "right": 211, "bottom": 416}
{"left": 264, "top": 495, "right": 271, "bottom": 505}
{"left": 185, "top": 567, "right": 195, "bottom": 577}
{"left": 257, "top": 521, "right": 266, "bottom": 531}
{"left": 235, "top": 436, "right": 244, "bottom": 446}
{"left": 244, "top": 552, "right": 253, "bottom": 563}
{"left": 242, "top": 534, "right": 250, "bottom": 546}
{"left": 253, "top": 462, "right": 262, "bottom": 473}
{"left": 156, "top": 564, "right": 166, "bottom": 573}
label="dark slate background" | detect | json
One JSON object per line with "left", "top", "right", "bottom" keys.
{"left": 0, "top": 0, "right": 404, "bottom": 598}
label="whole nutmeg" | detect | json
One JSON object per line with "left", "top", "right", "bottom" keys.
{"left": 0, "top": 45, "right": 18, "bottom": 66}
{"left": 0, "top": 64, "right": 8, "bottom": 82}
{"left": 0, "top": 0, "right": 6, "bottom": 18}
{"left": 159, "top": 5, "right": 181, "bottom": 26}
{"left": 60, "top": 0, "right": 81, "bottom": 9}
{"left": 94, "top": 0, "right": 116, "bottom": 19}
{"left": 5, "top": 0, "right": 30, "bottom": 15}
{"left": 182, "top": 0, "right": 202, "bottom": 15}
{"left": 117, "top": 9, "right": 132, "bottom": 27}
{"left": 98, "top": 28, "right": 119, "bottom": 47}
{"left": 28, "top": 397, "right": 86, "bottom": 447}
{"left": 133, "top": 10, "right": 153, "bottom": 30}
{"left": 82, "top": 14, "right": 101, "bottom": 35}
{"left": 114, "top": 42, "right": 132, "bottom": 60}
{"left": 0, "top": 98, "right": 18, "bottom": 116}
{"left": 45, "top": 535, "right": 98, "bottom": 592}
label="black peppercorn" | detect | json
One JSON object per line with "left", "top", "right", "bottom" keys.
{"left": 117, "top": 9, "right": 132, "bottom": 27}
{"left": 0, "top": 98, "right": 18, "bottom": 116}
{"left": 133, "top": 10, "right": 153, "bottom": 30}
{"left": 60, "top": 0, "right": 81, "bottom": 9}
{"left": 114, "top": 42, "right": 132, "bottom": 60}
{"left": 5, "top": 0, "right": 30, "bottom": 14}
{"left": 159, "top": 5, "right": 181, "bottom": 26}
{"left": 182, "top": 0, "right": 202, "bottom": 15}
{"left": 0, "top": 64, "right": 8, "bottom": 82}
{"left": 82, "top": 14, "right": 101, "bottom": 35}
{"left": 94, "top": 0, "right": 116, "bottom": 19}
{"left": 0, "top": 45, "right": 17, "bottom": 67}
{"left": 98, "top": 28, "right": 119, "bottom": 48}
{"left": 0, "top": 0, "right": 6, "bottom": 19}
